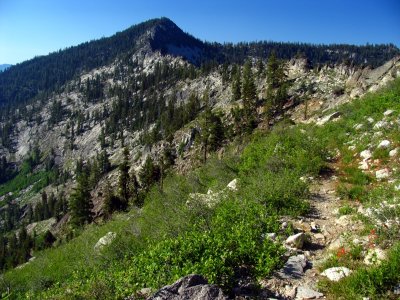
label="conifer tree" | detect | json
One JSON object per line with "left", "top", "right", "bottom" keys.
{"left": 231, "top": 65, "right": 241, "bottom": 101}
{"left": 242, "top": 60, "right": 257, "bottom": 130}
{"left": 266, "top": 52, "right": 289, "bottom": 114}
{"left": 118, "top": 147, "right": 130, "bottom": 210}
{"left": 69, "top": 168, "right": 93, "bottom": 227}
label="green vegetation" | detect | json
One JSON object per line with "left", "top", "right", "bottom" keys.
{"left": 0, "top": 114, "right": 330, "bottom": 298}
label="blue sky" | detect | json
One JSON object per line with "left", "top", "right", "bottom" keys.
{"left": 0, "top": 0, "right": 399, "bottom": 65}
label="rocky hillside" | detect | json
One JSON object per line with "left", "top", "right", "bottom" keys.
{"left": 0, "top": 18, "right": 399, "bottom": 299}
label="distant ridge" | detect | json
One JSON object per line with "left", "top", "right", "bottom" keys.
{"left": 0, "top": 17, "right": 399, "bottom": 106}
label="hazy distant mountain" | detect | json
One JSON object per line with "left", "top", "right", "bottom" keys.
{"left": 0, "top": 64, "right": 11, "bottom": 72}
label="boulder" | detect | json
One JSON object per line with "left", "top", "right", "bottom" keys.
{"left": 377, "top": 140, "right": 391, "bottom": 149}
{"left": 358, "top": 161, "right": 369, "bottom": 170}
{"left": 389, "top": 148, "right": 398, "bottom": 157}
{"left": 94, "top": 232, "right": 116, "bottom": 251}
{"left": 375, "top": 168, "right": 390, "bottom": 180}
{"left": 316, "top": 112, "right": 341, "bottom": 126}
{"left": 147, "top": 274, "right": 227, "bottom": 300}
{"left": 226, "top": 178, "right": 238, "bottom": 191}
{"left": 295, "top": 286, "right": 324, "bottom": 300}
{"left": 360, "top": 149, "right": 372, "bottom": 160}
{"left": 285, "top": 233, "right": 306, "bottom": 249}
{"left": 374, "top": 120, "right": 389, "bottom": 130}
{"left": 383, "top": 109, "right": 394, "bottom": 116}
{"left": 321, "top": 267, "right": 352, "bottom": 281}
{"left": 353, "top": 123, "right": 364, "bottom": 131}
{"left": 278, "top": 254, "right": 307, "bottom": 279}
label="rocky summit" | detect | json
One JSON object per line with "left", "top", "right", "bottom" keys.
{"left": 0, "top": 17, "right": 400, "bottom": 299}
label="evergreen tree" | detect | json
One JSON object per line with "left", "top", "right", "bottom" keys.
{"left": 266, "top": 52, "right": 289, "bottom": 114}
{"left": 231, "top": 65, "right": 241, "bottom": 101}
{"left": 242, "top": 60, "right": 257, "bottom": 130}
{"left": 118, "top": 147, "right": 130, "bottom": 210}
{"left": 69, "top": 169, "right": 93, "bottom": 227}
{"left": 139, "top": 156, "right": 160, "bottom": 192}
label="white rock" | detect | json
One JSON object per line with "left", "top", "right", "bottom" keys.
{"left": 366, "top": 117, "right": 375, "bottom": 123}
{"left": 285, "top": 232, "right": 306, "bottom": 249}
{"left": 364, "top": 248, "right": 386, "bottom": 265}
{"left": 316, "top": 111, "right": 341, "bottom": 126}
{"left": 353, "top": 123, "right": 364, "bottom": 130}
{"left": 389, "top": 148, "right": 398, "bottom": 157}
{"left": 94, "top": 232, "right": 117, "bottom": 251}
{"left": 383, "top": 109, "right": 394, "bottom": 116}
{"left": 226, "top": 178, "right": 238, "bottom": 191}
{"left": 348, "top": 145, "right": 356, "bottom": 151}
{"left": 375, "top": 168, "right": 390, "bottom": 180}
{"left": 358, "top": 161, "right": 369, "bottom": 170}
{"left": 360, "top": 149, "right": 372, "bottom": 160}
{"left": 374, "top": 120, "right": 388, "bottom": 130}
{"left": 321, "top": 267, "right": 352, "bottom": 281}
{"left": 377, "top": 140, "right": 391, "bottom": 149}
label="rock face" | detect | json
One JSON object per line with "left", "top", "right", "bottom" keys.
{"left": 94, "top": 232, "right": 117, "bottom": 251}
{"left": 321, "top": 267, "right": 352, "bottom": 281}
{"left": 147, "top": 274, "right": 227, "bottom": 300}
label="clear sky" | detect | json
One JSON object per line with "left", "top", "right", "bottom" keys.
{"left": 0, "top": 0, "right": 399, "bottom": 65}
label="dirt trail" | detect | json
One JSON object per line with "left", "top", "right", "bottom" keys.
{"left": 262, "top": 173, "right": 356, "bottom": 299}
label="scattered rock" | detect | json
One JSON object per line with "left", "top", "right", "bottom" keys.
{"left": 353, "top": 123, "right": 364, "bottom": 130}
{"left": 316, "top": 112, "right": 341, "bottom": 126}
{"left": 360, "top": 149, "right": 372, "bottom": 160}
{"left": 359, "top": 160, "right": 369, "bottom": 170}
{"left": 94, "top": 232, "right": 117, "bottom": 251}
{"left": 148, "top": 274, "right": 227, "bottom": 300}
{"left": 375, "top": 168, "right": 390, "bottom": 180}
{"left": 226, "top": 178, "right": 238, "bottom": 191}
{"left": 374, "top": 120, "right": 388, "bottom": 130}
{"left": 383, "top": 109, "right": 394, "bottom": 116}
{"left": 321, "top": 267, "right": 352, "bottom": 281}
{"left": 295, "top": 286, "right": 324, "bottom": 300}
{"left": 364, "top": 248, "right": 386, "bottom": 265}
{"left": 377, "top": 140, "right": 391, "bottom": 149}
{"left": 314, "top": 233, "right": 325, "bottom": 241}
{"left": 264, "top": 232, "right": 277, "bottom": 241}
{"left": 366, "top": 117, "right": 374, "bottom": 123}
{"left": 278, "top": 255, "right": 307, "bottom": 279}
{"left": 389, "top": 148, "right": 398, "bottom": 157}
{"left": 394, "top": 283, "right": 400, "bottom": 295}
{"left": 286, "top": 233, "right": 306, "bottom": 249}
{"left": 335, "top": 215, "right": 351, "bottom": 227}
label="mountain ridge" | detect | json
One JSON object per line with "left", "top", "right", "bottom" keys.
{"left": 0, "top": 17, "right": 398, "bottom": 107}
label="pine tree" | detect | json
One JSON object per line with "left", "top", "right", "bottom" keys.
{"left": 139, "top": 156, "right": 160, "bottom": 192}
{"left": 69, "top": 169, "right": 93, "bottom": 227}
{"left": 266, "top": 52, "right": 289, "bottom": 114}
{"left": 231, "top": 65, "right": 241, "bottom": 101}
{"left": 242, "top": 60, "right": 257, "bottom": 130}
{"left": 118, "top": 147, "right": 130, "bottom": 210}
